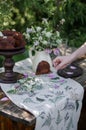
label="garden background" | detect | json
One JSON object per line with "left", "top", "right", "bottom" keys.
{"left": 0, "top": 0, "right": 86, "bottom": 66}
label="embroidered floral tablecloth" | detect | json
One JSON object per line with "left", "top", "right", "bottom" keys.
{"left": 0, "top": 58, "right": 84, "bottom": 130}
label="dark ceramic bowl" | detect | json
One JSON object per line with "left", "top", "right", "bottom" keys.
{"left": 57, "top": 63, "right": 83, "bottom": 78}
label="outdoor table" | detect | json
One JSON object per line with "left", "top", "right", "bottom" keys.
{"left": 0, "top": 58, "right": 85, "bottom": 130}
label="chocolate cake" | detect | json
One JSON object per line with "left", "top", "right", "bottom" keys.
{"left": 36, "top": 60, "right": 51, "bottom": 75}
{"left": 0, "top": 30, "right": 26, "bottom": 49}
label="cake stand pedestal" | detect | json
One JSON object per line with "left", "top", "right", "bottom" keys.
{"left": 0, "top": 47, "right": 25, "bottom": 83}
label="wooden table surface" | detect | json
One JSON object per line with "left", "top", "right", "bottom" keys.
{"left": 0, "top": 57, "right": 86, "bottom": 130}
{"left": 73, "top": 58, "right": 86, "bottom": 88}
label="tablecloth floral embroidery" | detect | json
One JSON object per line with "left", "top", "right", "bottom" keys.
{"left": 0, "top": 58, "right": 84, "bottom": 130}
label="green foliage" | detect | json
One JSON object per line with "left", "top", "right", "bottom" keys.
{"left": 13, "top": 49, "right": 29, "bottom": 62}
{"left": 0, "top": 0, "right": 86, "bottom": 48}
{"left": 0, "top": 0, "right": 14, "bottom": 30}
{"left": 11, "top": 0, "right": 57, "bottom": 32}
{"left": 0, "top": 56, "right": 4, "bottom": 67}
{"left": 53, "top": 0, "right": 86, "bottom": 47}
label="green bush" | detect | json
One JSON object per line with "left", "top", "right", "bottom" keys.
{"left": 0, "top": 0, "right": 14, "bottom": 30}
{"left": 53, "top": 0, "right": 86, "bottom": 47}
{"left": 11, "top": 0, "right": 57, "bottom": 32}
{"left": 0, "top": 0, "right": 86, "bottom": 47}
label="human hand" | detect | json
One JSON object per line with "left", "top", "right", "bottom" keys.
{"left": 53, "top": 55, "right": 72, "bottom": 70}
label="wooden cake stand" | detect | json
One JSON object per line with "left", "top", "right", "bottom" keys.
{"left": 0, "top": 47, "right": 25, "bottom": 83}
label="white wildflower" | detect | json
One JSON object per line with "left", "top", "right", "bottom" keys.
{"left": 34, "top": 41, "right": 39, "bottom": 46}
{"left": 38, "top": 36, "right": 43, "bottom": 41}
{"left": 45, "top": 32, "right": 52, "bottom": 38}
{"left": 26, "top": 28, "right": 33, "bottom": 33}
{"left": 60, "top": 18, "right": 65, "bottom": 25}
{"left": 42, "top": 40, "right": 48, "bottom": 45}
{"left": 56, "top": 39, "right": 62, "bottom": 44}
{"left": 36, "top": 26, "right": 42, "bottom": 32}
{"left": 56, "top": 31, "right": 60, "bottom": 37}
{"left": 25, "top": 33, "right": 30, "bottom": 40}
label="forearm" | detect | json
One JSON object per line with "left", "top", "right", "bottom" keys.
{"left": 53, "top": 42, "right": 86, "bottom": 70}
{"left": 70, "top": 42, "right": 86, "bottom": 61}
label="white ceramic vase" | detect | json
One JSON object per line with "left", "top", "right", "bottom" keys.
{"left": 29, "top": 48, "right": 52, "bottom": 73}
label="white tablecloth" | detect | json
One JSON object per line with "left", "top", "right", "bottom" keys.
{"left": 0, "top": 58, "right": 84, "bottom": 130}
